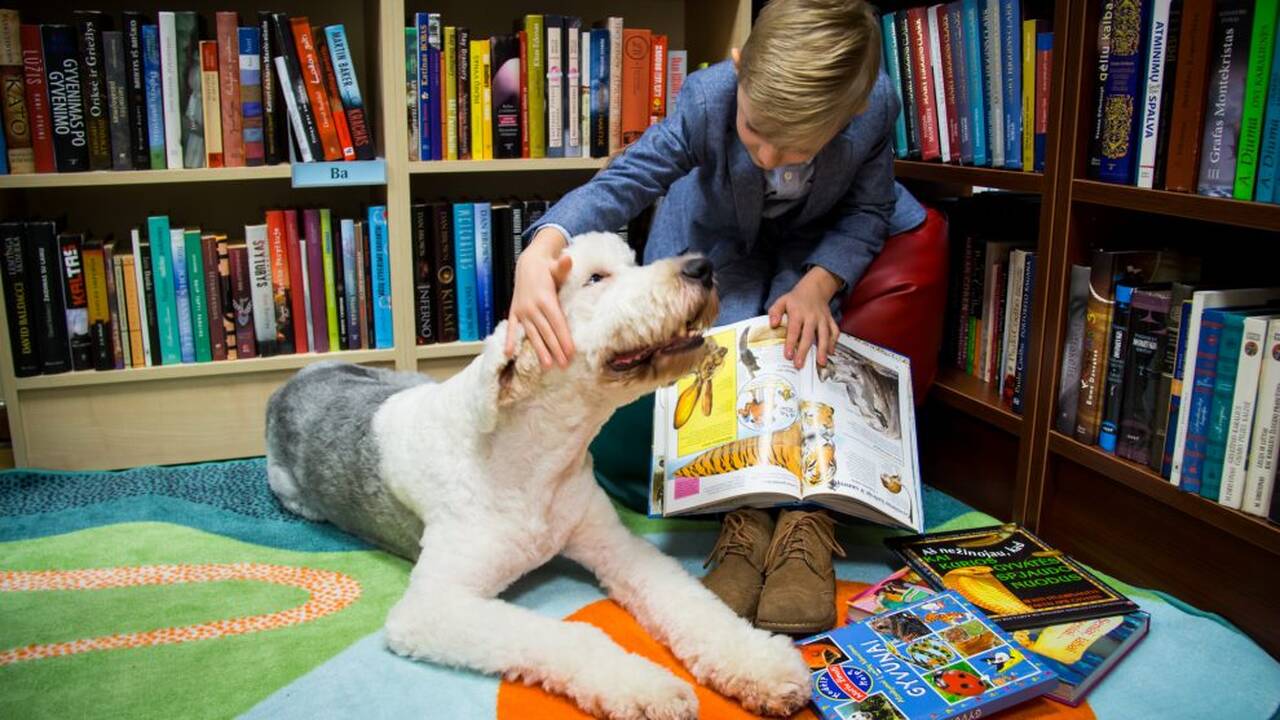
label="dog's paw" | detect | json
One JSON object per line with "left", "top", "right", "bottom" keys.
{"left": 693, "top": 631, "right": 810, "bottom": 717}
{"left": 578, "top": 656, "right": 699, "bottom": 720}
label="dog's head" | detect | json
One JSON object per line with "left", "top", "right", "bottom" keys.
{"left": 482, "top": 232, "right": 718, "bottom": 417}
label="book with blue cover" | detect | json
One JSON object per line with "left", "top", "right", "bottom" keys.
{"left": 799, "top": 590, "right": 1057, "bottom": 720}
{"left": 882, "top": 13, "right": 909, "bottom": 159}
{"left": 473, "top": 202, "right": 494, "bottom": 337}
{"left": 146, "top": 215, "right": 180, "bottom": 364}
{"left": 962, "top": 0, "right": 988, "bottom": 166}
{"left": 141, "top": 24, "right": 166, "bottom": 169}
{"left": 452, "top": 203, "right": 479, "bottom": 341}
{"left": 367, "top": 205, "right": 392, "bottom": 349}
{"left": 169, "top": 228, "right": 195, "bottom": 363}
{"left": 999, "top": 0, "right": 1022, "bottom": 169}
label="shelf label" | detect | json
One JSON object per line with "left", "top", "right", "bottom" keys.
{"left": 291, "top": 159, "right": 387, "bottom": 188}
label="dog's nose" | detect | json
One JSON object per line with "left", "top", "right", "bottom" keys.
{"left": 681, "top": 258, "right": 714, "bottom": 288}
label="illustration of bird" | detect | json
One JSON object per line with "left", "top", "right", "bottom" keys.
{"left": 941, "top": 566, "right": 1035, "bottom": 617}
{"left": 982, "top": 649, "right": 1025, "bottom": 674}
{"left": 739, "top": 329, "right": 760, "bottom": 379}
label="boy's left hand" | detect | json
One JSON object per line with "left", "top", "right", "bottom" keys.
{"left": 768, "top": 267, "right": 843, "bottom": 369}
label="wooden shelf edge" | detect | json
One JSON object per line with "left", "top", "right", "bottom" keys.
{"left": 894, "top": 160, "right": 1044, "bottom": 193}
{"left": 415, "top": 341, "right": 485, "bottom": 360}
{"left": 0, "top": 164, "right": 294, "bottom": 189}
{"left": 14, "top": 349, "right": 397, "bottom": 391}
{"left": 928, "top": 367, "right": 1024, "bottom": 436}
{"left": 1047, "top": 431, "right": 1280, "bottom": 555}
{"left": 1072, "top": 180, "right": 1280, "bottom": 231}
{"left": 409, "top": 158, "right": 608, "bottom": 174}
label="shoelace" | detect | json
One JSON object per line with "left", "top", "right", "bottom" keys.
{"left": 763, "top": 512, "right": 847, "bottom": 576}
{"left": 703, "top": 512, "right": 766, "bottom": 570}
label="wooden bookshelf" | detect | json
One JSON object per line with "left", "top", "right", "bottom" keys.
{"left": 409, "top": 158, "right": 608, "bottom": 174}
{"left": 0, "top": 164, "right": 296, "bottom": 189}
{"left": 1072, "top": 180, "right": 1280, "bottom": 232}
{"left": 930, "top": 367, "right": 1023, "bottom": 436}
{"left": 893, "top": 160, "right": 1045, "bottom": 194}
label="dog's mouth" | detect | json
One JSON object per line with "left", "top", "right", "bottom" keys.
{"left": 607, "top": 320, "right": 706, "bottom": 372}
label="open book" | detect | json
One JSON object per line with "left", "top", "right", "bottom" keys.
{"left": 648, "top": 315, "right": 923, "bottom": 532}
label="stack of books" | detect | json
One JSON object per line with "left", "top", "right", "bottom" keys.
{"left": 0, "top": 8, "right": 375, "bottom": 175}
{"left": 1055, "top": 249, "right": 1280, "bottom": 521}
{"left": 0, "top": 207, "right": 392, "bottom": 375}
{"left": 1084, "top": 0, "right": 1280, "bottom": 202}
{"left": 879, "top": 1, "right": 1054, "bottom": 171}
{"left": 405, "top": 12, "right": 688, "bottom": 161}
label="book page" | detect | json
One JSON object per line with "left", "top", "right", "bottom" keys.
{"left": 801, "top": 335, "right": 922, "bottom": 530}
{"left": 658, "top": 318, "right": 808, "bottom": 515}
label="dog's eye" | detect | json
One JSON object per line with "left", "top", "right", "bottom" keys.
{"left": 586, "top": 273, "right": 607, "bottom": 285}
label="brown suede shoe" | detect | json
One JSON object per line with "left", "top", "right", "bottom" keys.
{"left": 754, "top": 509, "right": 847, "bottom": 635}
{"left": 701, "top": 508, "right": 775, "bottom": 620}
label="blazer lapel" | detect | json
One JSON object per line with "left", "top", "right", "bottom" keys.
{"left": 728, "top": 138, "right": 763, "bottom": 250}
{"left": 794, "top": 135, "right": 851, "bottom": 228}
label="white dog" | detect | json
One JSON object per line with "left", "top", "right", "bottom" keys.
{"left": 264, "top": 233, "right": 811, "bottom": 719}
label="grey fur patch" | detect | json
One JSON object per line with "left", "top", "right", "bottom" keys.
{"left": 265, "top": 361, "right": 428, "bottom": 559}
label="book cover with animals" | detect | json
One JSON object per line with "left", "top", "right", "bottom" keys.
{"left": 797, "top": 590, "right": 1057, "bottom": 720}
{"left": 885, "top": 524, "right": 1138, "bottom": 630}
{"left": 647, "top": 315, "right": 923, "bottom": 533}
{"left": 846, "top": 567, "right": 935, "bottom": 622}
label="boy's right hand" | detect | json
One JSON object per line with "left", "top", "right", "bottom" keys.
{"left": 505, "top": 227, "right": 575, "bottom": 368}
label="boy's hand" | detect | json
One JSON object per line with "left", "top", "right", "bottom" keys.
{"left": 506, "top": 227, "right": 575, "bottom": 368}
{"left": 768, "top": 267, "right": 843, "bottom": 369}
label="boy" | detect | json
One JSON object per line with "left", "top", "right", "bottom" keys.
{"left": 507, "top": 0, "right": 926, "bottom": 634}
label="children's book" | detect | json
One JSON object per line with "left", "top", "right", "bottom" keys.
{"left": 647, "top": 315, "right": 923, "bottom": 532}
{"left": 886, "top": 523, "right": 1138, "bottom": 629}
{"left": 847, "top": 567, "right": 936, "bottom": 623}
{"left": 798, "top": 590, "right": 1057, "bottom": 720}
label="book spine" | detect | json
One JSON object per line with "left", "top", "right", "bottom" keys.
{"left": 302, "top": 210, "right": 326, "bottom": 352}
{"left": 215, "top": 236, "right": 234, "bottom": 360}
{"left": 128, "top": 228, "right": 153, "bottom": 365}
{"left": 1257, "top": 39, "right": 1280, "bottom": 202}
{"left": 468, "top": 40, "right": 483, "bottom": 159}
{"left": 999, "top": 252, "right": 1025, "bottom": 400}
{"left": 239, "top": 27, "right": 265, "bottom": 166}
{"left": 317, "top": 210, "right": 338, "bottom": 349}
{"left": 478, "top": 40, "right": 492, "bottom": 160}
{"left": 1197, "top": 0, "right": 1254, "bottom": 196}
{"left": 120, "top": 14, "right": 148, "bottom": 169}
{"left": 173, "top": 12, "right": 202, "bottom": 169}
{"left": 518, "top": 29, "right": 529, "bottom": 157}
{"left": 948, "top": 3, "right": 974, "bottom": 163}
{"left": 272, "top": 13, "right": 319, "bottom": 162}
{"left": 591, "top": 29, "right": 611, "bottom": 157}
{"left": 1117, "top": 291, "right": 1170, "bottom": 463}
{"left": 444, "top": 26, "right": 457, "bottom": 160}
{"left": 647, "top": 30, "right": 663, "bottom": 128}
{"left": 456, "top": 27, "right": 470, "bottom": 160}
{"left": 411, "top": 203, "right": 433, "bottom": 344}
{"left": 42, "top": 25, "right": 90, "bottom": 172}
{"left": 1035, "top": 32, "right": 1052, "bottom": 171}
{"left": 1136, "top": 0, "right": 1173, "bottom": 187}
{"left": 199, "top": 41, "right": 223, "bottom": 167}
{"left": 405, "top": 27, "right": 417, "bottom": 160}
{"left": 0, "top": 222, "right": 40, "bottom": 375}
{"left": 984, "top": 0, "right": 1006, "bottom": 167}
{"left": 606, "top": 17, "right": 623, "bottom": 154}
{"left": 200, "top": 234, "right": 225, "bottom": 361}
{"left": 1203, "top": 316, "right": 1248, "bottom": 498}
{"left": 491, "top": 34, "right": 521, "bottom": 158}
{"left": 295, "top": 231, "right": 313, "bottom": 351}
{"left": 1221, "top": 316, "right": 1269, "bottom": 507}
{"left": 894, "top": 13, "right": 922, "bottom": 159}
{"left": 330, "top": 217, "right": 347, "bottom": 349}
{"left": 453, "top": 203, "right": 478, "bottom": 341}
{"left": 245, "top": 223, "right": 276, "bottom": 355}
{"left": 368, "top": 206, "right": 391, "bottom": 349}
{"left": 183, "top": 229, "right": 210, "bottom": 362}
{"left": 1013, "top": 253, "right": 1035, "bottom": 412}
{"left": 214, "top": 13, "right": 242, "bottom": 167}
{"left": 168, "top": 228, "right": 194, "bottom": 363}
{"left": 122, "top": 253, "right": 144, "bottom": 366}
{"left": 27, "top": 222, "right": 70, "bottom": 372}
{"left": 282, "top": 211, "right": 306, "bottom": 353}
{"left": 102, "top": 30, "right": 131, "bottom": 170}
{"left": 1087, "top": 0, "right": 1115, "bottom": 177}
{"left": 83, "top": 242, "right": 113, "bottom": 369}
{"left": 146, "top": 216, "right": 179, "bottom": 364}
{"left": 1163, "top": 300, "right": 1194, "bottom": 477}
{"left": 1232, "top": 0, "right": 1278, "bottom": 199}
{"left": 1182, "top": 311, "right": 1227, "bottom": 492}
{"left": 938, "top": 9, "right": 962, "bottom": 163}
{"left": 140, "top": 25, "right": 165, "bottom": 169}
{"left": 315, "top": 33, "right": 354, "bottom": 161}
{"left": 140, "top": 238, "right": 162, "bottom": 363}
{"left": 414, "top": 14, "right": 431, "bottom": 161}
{"left": 580, "top": 30, "right": 590, "bottom": 156}
{"left": 1098, "top": 285, "right": 1135, "bottom": 453}
{"left": 108, "top": 250, "right": 126, "bottom": 368}
{"left": 74, "top": 12, "right": 111, "bottom": 171}
{"left": 1164, "top": 0, "right": 1215, "bottom": 190}
{"left": 1095, "top": 0, "right": 1147, "bottom": 183}
{"left": 506, "top": 204, "right": 523, "bottom": 319}
{"left": 58, "top": 233, "right": 91, "bottom": 370}
{"left": 431, "top": 204, "right": 458, "bottom": 343}
{"left": 265, "top": 210, "right": 292, "bottom": 353}
{"left": 927, "top": 6, "right": 952, "bottom": 162}
{"left": 340, "top": 218, "right": 359, "bottom": 346}
{"left": 1022, "top": 20, "right": 1035, "bottom": 171}
{"left": 524, "top": 15, "right": 544, "bottom": 158}
{"left": 963, "top": 0, "right": 989, "bottom": 165}
{"left": 1074, "top": 260, "right": 1116, "bottom": 444}
{"left": 291, "top": 19, "right": 341, "bottom": 162}
{"left": 883, "top": 14, "right": 909, "bottom": 159}
{"left": 228, "top": 242, "right": 256, "bottom": 358}
{"left": 1056, "top": 266, "right": 1092, "bottom": 432}
{"left": 427, "top": 15, "right": 442, "bottom": 162}
{"left": 20, "top": 25, "right": 57, "bottom": 173}
{"left": 565, "top": 19, "right": 581, "bottom": 155}
{"left": 666, "top": 49, "right": 685, "bottom": 119}
{"left": 258, "top": 13, "right": 283, "bottom": 165}
{"left": 353, "top": 220, "right": 368, "bottom": 348}
{"left": 1152, "top": 287, "right": 1194, "bottom": 472}
{"left": 907, "top": 9, "right": 941, "bottom": 160}
{"left": 157, "top": 13, "right": 182, "bottom": 170}
{"left": 1243, "top": 318, "right": 1280, "bottom": 514}
{"left": 999, "top": 0, "right": 1021, "bottom": 168}
{"left": 473, "top": 202, "right": 493, "bottom": 336}
{"left": 0, "top": 19, "right": 32, "bottom": 172}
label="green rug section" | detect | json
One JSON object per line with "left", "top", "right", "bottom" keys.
{"left": 0, "top": 522, "right": 411, "bottom": 720}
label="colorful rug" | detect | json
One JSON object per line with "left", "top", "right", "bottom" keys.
{"left": 1, "top": 459, "right": 1277, "bottom": 719}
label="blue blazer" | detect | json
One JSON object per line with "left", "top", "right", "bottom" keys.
{"left": 528, "top": 60, "right": 926, "bottom": 290}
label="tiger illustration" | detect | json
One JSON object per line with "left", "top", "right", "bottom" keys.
{"left": 801, "top": 441, "right": 837, "bottom": 488}
{"left": 673, "top": 422, "right": 802, "bottom": 481}
{"left": 799, "top": 401, "right": 836, "bottom": 442}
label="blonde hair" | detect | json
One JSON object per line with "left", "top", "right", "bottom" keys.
{"left": 738, "top": 0, "right": 882, "bottom": 150}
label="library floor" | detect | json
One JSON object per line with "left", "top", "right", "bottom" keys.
{"left": 1, "top": 458, "right": 1277, "bottom": 719}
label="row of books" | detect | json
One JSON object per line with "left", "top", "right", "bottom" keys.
{"left": 1086, "top": 0, "right": 1280, "bottom": 203}
{"left": 805, "top": 524, "right": 1147, "bottom": 719}
{"left": 941, "top": 194, "right": 1040, "bottom": 413}
{"left": 405, "top": 12, "right": 686, "bottom": 161}
{"left": 0, "top": 207, "right": 392, "bottom": 377}
{"left": 0, "top": 8, "right": 374, "bottom": 175}
{"left": 1056, "top": 249, "right": 1280, "bottom": 520}
{"left": 880, "top": 1, "right": 1054, "bottom": 170}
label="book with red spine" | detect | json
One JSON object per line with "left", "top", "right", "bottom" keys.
{"left": 518, "top": 29, "right": 529, "bottom": 158}
{"left": 283, "top": 210, "right": 307, "bottom": 354}
{"left": 228, "top": 242, "right": 256, "bottom": 359}
{"left": 303, "top": 209, "right": 329, "bottom": 352}
{"left": 200, "top": 234, "right": 226, "bottom": 361}
{"left": 19, "top": 25, "right": 55, "bottom": 173}
{"left": 906, "top": 7, "right": 941, "bottom": 161}
{"left": 620, "top": 28, "right": 650, "bottom": 147}
{"left": 315, "top": 31, "right": 354, "bottom": 160}
{"left": 216, "top": 12, "right": 244, "bottom": 167}
{"left": 936, "top": 7, "right": 961, "bottom": 163}
{"left": 265, "top": 209, "right": 294, "bottom": 354}
{"left": 649, "top": 33, "right": 666, "bottom": 125}
{"left": 289, "top": 18, "right": 341, "bottom": 161}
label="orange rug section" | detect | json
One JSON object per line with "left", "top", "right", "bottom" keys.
{"left": 496, "top": 581, "right": 1096, "bottom": 719}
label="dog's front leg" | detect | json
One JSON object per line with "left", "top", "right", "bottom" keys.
{"left": 564, "top": 488, "right": 811, "bottom": 717}
{"left": 383, "top": 526, "right": 698, "bottom": 720}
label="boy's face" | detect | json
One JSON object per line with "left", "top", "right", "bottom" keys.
{"left": 735, "top": 88, "right": 830, "bottom": 171}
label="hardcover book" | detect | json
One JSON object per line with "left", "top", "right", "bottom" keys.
{"left": 265, "top": 210, "right": 293, "bottom": 353}
{"left": 58, "top": 232, "right": 91, "bottom": 370}
{"left": 798, "top": 590, "right": 1057, "bottom": 720}
{"left": 157, "top": 12, "right": 182, "bottom": 170}
{"left": 129, "top": 228, "right": 154, "bottom": 365}
{"left": 121, "top": 12, "right": 149, "bottom": 169}
{"left": 272, "top": 12, "right": 320, "bottom": 162}
{"left": 168, "top": 228, "right": 195, "bottom": 363}
{"left": 27, "top": 221, "right": 71, "bottom": 373}
{"left": 367, "top": 205, "right": 392, "bottom": 349}
{"left": 619, "top": 27, "right": 649, "bottom": 148}
{"left": 199, "top": 41, "right": 222, "bottom": 167}
{"left": 473, "top": 201, "right": 494, "bottom": 336}
{"left": 1, "top": 11, "right": 34, "bottom": 174}
{"left": 216, "top": 12, "right": 243, "bottom": 166}
{"left": 141, "top": 24, "right": 165, "bottom": 169}
{"left": 1196, "top": 0, "right": 1254, "bottom": 196}
{"left": 895, "top": 10, "right": 921, "bottom": 159}
{"left": 340, "top": 218, "right": 360, "bottom": 346}
{"left": 258, "top": 12, "right": 284, "bottom": 165}
{"left": 1117, "top": 286, "right": 1172, "bottom": 464}
{"left": 1164, "top": 0, "right": 1215, "bottom": 191}
{"left": 411, "top": 202, "right": 435, "bottom": 345}
{"left": 452, "top": 202, "right": 478, "bottom": 341}
{"left": 228, "top": 241, "right": 256, "bottom": 358}
{"left": 886, "top": 524, "right": 1138, "bottom": 629}
{"left": 101, "top": 30, "right": 132, "bottom": 170}
{"left": 324, "top": 25, "right": 374, "bottom": 160}
{"left": 199, "top": 234, "right": 225, "bottom": 360}
{"left": 183, "top": 229, "right": 211, "bottom": 362}
{"left": 245, "top": 223, "right": 277, "bottom": 356}
{"left": 41, "top": 24, "right": 89, "bottom": 172}
{"left": 239, "top": 27, "right": 265, "bottom": 166}
{"left": 0, "top": 221, "right": 40, "bottom": 375}
{"left": 20, "top": 23, "right": 58, "bottom": 173}
{"left": 292, "top": 19, "right": 341, "bottom": 162}
{"left": 315, "top": 33, "right": 354, "bottom": 162}
{"left": 81, "top": 238, "right": 113, "bottom": 370}
{"left": 1098, "top": 283, "right": 1138, "bottom": 453}
{"left": 1095, "top": 0, "right": 1148, "bottom": 183}
{"left": 490, "top": 34, "right": 521, "bottom": 158}
{"left": 74, "top": 11, "right": 112, "bottom": 171}
{"left": 430, "top": 202, "right": 458, "bottom": 343}
{"left": 846, "top": 567, "right": 935, "bottom": 623}
{"left": 174, "top": 11, "right": 202, "bottom": 168}
{"left": 1011, "top": 611, "right": 1149, "bottom": 707}
{"left": 1232, "top": 0, "right": 1278, "bottom": 199}
{"left": 522, "top": 15, "right": 543, "bottom": 157}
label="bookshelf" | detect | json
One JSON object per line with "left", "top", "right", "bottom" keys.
{"left": 891, "top": 0, "right": 1280, "bottom": 659}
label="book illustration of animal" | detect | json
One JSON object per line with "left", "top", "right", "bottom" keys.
{"left": 801, "top": 440, "right": 837, "bottom": 488}
{"left": 880, "top": 473, "right": 902, "bottom": 494}
{"left": 869, "top": 610, "right": 932, "bottom": 644}
{"left": 941, "top": 623, "right": 1000, "bottom": 656}
{"left": 737, "top": 387, "right": 766, "bottom": 426}
{"left": 940, "top": 566, "right": 1035, "bottom": 617}
{"left": 817, "top": 343, "right": 901, "bottom": 440}
{"left": 981, "top": 648, "right": 1026, "bottom": 675}
{"left": 739, "top": 327, "right": 760, "bottom": 378}
{"left": 673, "top": 422, "right": 802, "bottom": 481}
{"left": 747, "top": 322, "right": 788, "bottom": 345}
{"left": 673, "top": 338, "right": 728, "bottom": 429}
{"left": 898, "top": 636, "right": 956, "bottom": 671}
{"left": 922, "top": 610, "right": 966, "bottom": 625}
{"left": 840, "top": 695, "right": 909, "bottom": 720}
{"left": 799, "top": 640, "right": 848, "bottom": 670}
{"left": 931, "top": 667, "right": 988, "bottom": 698}
{"left": 800, "top": 400, "right": 835, "bottom": 441}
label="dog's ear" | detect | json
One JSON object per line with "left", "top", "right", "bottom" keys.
{"left": 476, "top": 321, "right": 543, "bottom": 432}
